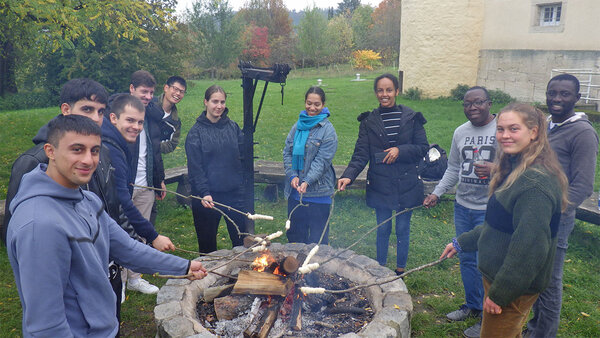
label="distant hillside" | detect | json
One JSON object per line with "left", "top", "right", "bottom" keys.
{"left": 289, "top": 8, "right": 331, "bottom": 26}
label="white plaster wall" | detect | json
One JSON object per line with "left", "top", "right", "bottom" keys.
{"left": 482, "top": 0, "right": 600, "bottom": 50}
{"left": 399, "top": 0, "right": 484, "bottom": 98}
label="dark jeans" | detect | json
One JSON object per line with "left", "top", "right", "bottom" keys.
{"left": 527, "top": 212, "right": 575, "bottom": 337}
{"left": 375, "top": 208, "right": 412, "bottom": 269}
{"left": 191, "top": 190, "right": 247, "bottom": 253}
{"left": 286, "top": 199, "right": 331, "bottom": 244}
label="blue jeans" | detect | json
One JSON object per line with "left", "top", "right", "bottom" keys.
{"left": 375, "top": 208, "right": 412, "bottom": 269}
{"left": 454, "top": 202, "right": 485, "bottom": 311}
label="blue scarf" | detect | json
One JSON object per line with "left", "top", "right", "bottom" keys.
{"left": 292, "top": 107, "right": 330, "bottom": 170}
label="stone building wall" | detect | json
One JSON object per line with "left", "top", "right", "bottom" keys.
{"left": 399, "top": 0, "right": 484, "bottom": 98}
{"left": 477, "top": 50, "right": 600, "bottom": 103}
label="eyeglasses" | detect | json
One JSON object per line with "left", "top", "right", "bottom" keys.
{"left": 169, "top": 85, "right": 186, "bottom": 95}
{"left": 463, "top": 100, "right": 489, "bottom": 108}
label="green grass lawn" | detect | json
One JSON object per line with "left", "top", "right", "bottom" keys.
{"left": 1, "top": 68, "right": 599, "bottom": 337}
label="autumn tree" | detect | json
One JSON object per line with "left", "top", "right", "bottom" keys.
{"left": 351, "top": 5, "right": 374, "bottom": 51}
{"left": 186, "top": 0, "right": 242, "bottom": 78}
{"left": 370, "top": 0, "right": 401, "bottom": 64}
{"left": 0, "top": 0, "right": 175, "bottom": 96}
{"left": 325, "top": 16, "right": 353, "bottom": 65}
{"left": 241, "top": 25, "right": 270, "bottom": 67}
{"left": 237, "top": 0, "right": 292, "bottom": 64}
{"left": 296, "top": 7, "right": 328, "bottom": 68}
{"left": 337, "top": 0, "right": 361, "bottom": 17}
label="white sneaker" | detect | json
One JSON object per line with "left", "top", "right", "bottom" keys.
{"left": 121, "top": 282, "right": 126, "bottom": 303}
{"left": 127, "top": 278, "right": 159, "bottom": 294}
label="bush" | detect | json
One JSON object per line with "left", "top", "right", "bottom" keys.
{"left": 450, "top": 84, "right": 470, "bottom": 101}
{"left": 0, "top": 90, "right": 57, "bottom": 111}
{"left": 403, "top": 87, "right": 423, "bottom": 101}
{"left": 351, "top": 50, "right": 382, "bottom": 70}
{"left": 488, "top": 89, "right": 514, "bottom": 105}
{"left": 449, "top": 84, "right": 515, "bottom": 105}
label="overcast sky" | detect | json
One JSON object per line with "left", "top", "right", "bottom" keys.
{"left": 176, "top": 0, "right": 384, "bottom": 14}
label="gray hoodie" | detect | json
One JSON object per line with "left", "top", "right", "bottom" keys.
{"left": 7, "top": 164, "right": 189, "bottom": 337}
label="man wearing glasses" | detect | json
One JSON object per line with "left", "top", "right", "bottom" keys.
{"left": 153, "top": 76, "right": 187, "bottom": 154}
{"left": 423, "top": 86, "right": 497, "bottom": 338}
{"left": 147, "top": 76, "right": 187, "bottom": 225}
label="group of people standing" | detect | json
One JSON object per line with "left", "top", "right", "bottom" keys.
{"left": 432, "top": 74, "right": 598, "bottom": 337}
{"left": 2, "top": 69, "right": 597, "bottom": 338}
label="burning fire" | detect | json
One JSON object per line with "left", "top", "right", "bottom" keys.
{"left": 251, "top": 251, "right": 275, "bottom": 272}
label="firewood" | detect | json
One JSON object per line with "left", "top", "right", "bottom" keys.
{"left": 289, "top": 287, "right": 303, "bottom": 331}
{"left": 257, "top": 301, "right": 281, "bottom": 338}
{"left": 214, "top": 295, "right": 253, "bottom": 321}
{"left": 281, "top": 256, "right": 299, "bottom": 275}
{"left": 203, "top": 284, "right": 234, "bottom": 303}
{"left": 233, "top": 270, "right": 293, "bottom": 297}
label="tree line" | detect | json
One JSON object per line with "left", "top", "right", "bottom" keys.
{"left": 0, "top": 0, "right": 400, "bottom": 108}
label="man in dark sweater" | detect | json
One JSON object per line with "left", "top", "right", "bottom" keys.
{"left": 526, "top": 74, "right": 599, "bottom": 337}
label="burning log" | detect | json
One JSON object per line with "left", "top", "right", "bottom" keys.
{"left": 281, "top": 256, "right": 299, "bottom": 275}
{"left": 214, "top": 295, "right": 254, "bottom": 321}
{"left": 203, "top": 284, "right": 234, "bottom": 303}
{"left": 289, "top": 286, "right": 303, "bottom": 331}
{"left": 232, "top": 270, "right": 293, "bottom": 297}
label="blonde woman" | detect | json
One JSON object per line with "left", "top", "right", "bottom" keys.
{"left": 440, "top": 103, "right": 568, "bottom": 336}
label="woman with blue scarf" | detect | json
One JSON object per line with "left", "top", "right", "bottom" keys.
{"left": 283, "top": 86, "right": 338, "bottom": 244}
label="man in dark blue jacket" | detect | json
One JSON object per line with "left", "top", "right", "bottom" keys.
{"left": 102, "top": 93, "right": 175, "bottom": 296}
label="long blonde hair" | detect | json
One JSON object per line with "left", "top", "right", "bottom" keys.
{"left": 489, "top": 103, "right": 569, "bottom": 211}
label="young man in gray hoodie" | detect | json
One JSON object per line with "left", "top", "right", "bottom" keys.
{"left": 423, "top": 86, "right": 497, "bottom": 338}
{"left": 526, "top": 74, "right": 598, "bottom": 337}
{"left": 6, "top": 114, "right": 207, "bottom": 337}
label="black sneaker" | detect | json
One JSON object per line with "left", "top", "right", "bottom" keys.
{"left": 446, "top": 304, "right": 482, "bottom": 321}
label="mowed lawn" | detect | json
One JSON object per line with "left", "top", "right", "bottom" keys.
{"left": 0, "top": 69, "right": 598, "bottom": 337}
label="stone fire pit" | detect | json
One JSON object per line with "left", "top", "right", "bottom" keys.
{"left": 154, "top": 243, "right": 413, "bottom": 337}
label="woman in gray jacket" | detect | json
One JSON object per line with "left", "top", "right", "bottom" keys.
{"left": 283, "top": 86, "right": 338, "bottom": 244}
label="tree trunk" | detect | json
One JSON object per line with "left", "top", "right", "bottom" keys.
{"left": 0, "top": 40, "right": 18, "bottom": 96}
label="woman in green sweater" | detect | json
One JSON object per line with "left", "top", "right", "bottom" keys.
{"left": 441, "top": 103, "right": 569, "bottom": 336}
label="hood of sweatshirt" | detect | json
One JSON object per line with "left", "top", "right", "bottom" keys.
{"left": 196, "top": 108, "right": 232, "bottom": 128}
{"left": 9, "top": 164, "right": 84, "bottom": 215}
{"left": 32, "top": 115, "right": 63, "bottom": 145}
{"left": 101, "top": 116, "right": 130, "bottom": 151}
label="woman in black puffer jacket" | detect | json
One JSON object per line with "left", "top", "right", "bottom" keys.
{"left": 338, "top": 73, "right": 429, "bottom": 275}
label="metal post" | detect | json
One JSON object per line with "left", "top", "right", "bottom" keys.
{"left": 238, "top": 62, "right": 291, "bottom": 235}
{"left": 241, "top": 75, "right": 256, "bottom": 234}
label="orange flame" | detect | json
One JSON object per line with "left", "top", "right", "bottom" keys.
{"left": 252, "top": 251, "right": 275, "bottom": 272}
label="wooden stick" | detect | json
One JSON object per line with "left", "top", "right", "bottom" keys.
{"left": 314, "top": 320, "right": 335, "bottom": 329}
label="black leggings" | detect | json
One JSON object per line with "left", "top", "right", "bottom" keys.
{"left": 191, "top": 190, "right": 247, "bottom": 253}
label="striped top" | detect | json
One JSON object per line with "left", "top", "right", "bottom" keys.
{"left": 379, "top": 105, "right": 403, "bottom": 146}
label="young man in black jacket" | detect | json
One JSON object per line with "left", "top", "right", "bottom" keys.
{"left": 2, "top": 78, "right": 131, "bottom": 326}
{"left": 107, "top": 71, "right": 171, "bottom": 295}
{"left": 147, "top": 75, "right": 186, "bottom": 224}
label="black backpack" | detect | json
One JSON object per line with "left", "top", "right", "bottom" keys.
{"left": 418, "top": 144, "right": 448, "bottom": 181}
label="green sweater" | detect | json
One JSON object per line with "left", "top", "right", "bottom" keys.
{"left": 457, "top": 165, "right": 562, "bottom": 307}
